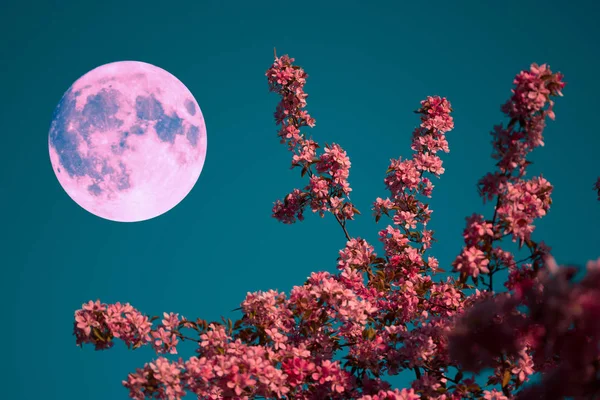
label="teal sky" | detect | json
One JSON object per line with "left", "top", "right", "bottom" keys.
{"left": 2, "top": 0, "right": 599, "bottom": 398}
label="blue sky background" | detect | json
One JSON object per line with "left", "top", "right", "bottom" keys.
{"left": 1, "top": 0, "right": 599, "bottom": 398}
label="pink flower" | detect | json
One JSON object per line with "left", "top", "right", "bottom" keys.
{"left": 281, "top": 356, "right": 315, "bottom": 386}
{"left": 511, "top": 349, "right": 534, "bottom": 382}
{"left": 463, "top": 214, "right": 494, "bottom": 245}
{"left": 483, "top": 389, "right": 508, "bottom": 400}
{"left": 272, "top": 189, "right": 306, "bottom": 224}
{"left": 452, "top": 246, "right": 490, "bottom": 278}
{"left": 338, "top": 238, "right": 375, "bottom": 271}
{"left": 393, "top": 211, "right": 418, "bottom": 230}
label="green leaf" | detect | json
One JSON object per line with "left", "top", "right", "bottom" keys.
{"left": 362, "top": 327, "right": 376, "bottom": 340}
{"left": 92, "top": 328, "right": 104, "bottom": 342}
{"left": 468, "top": 383, "right": 481, "bottom": 392}
{"left": 502, "top": 369, "right": 511, "bottom": 388}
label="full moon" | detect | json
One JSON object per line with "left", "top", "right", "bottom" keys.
{"left": 48, "top": 61, "right": 207, "bottom": 222}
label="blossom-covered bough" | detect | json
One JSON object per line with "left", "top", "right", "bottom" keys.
{"left": 73, "top": 51, "right": 600, "bottom": 399}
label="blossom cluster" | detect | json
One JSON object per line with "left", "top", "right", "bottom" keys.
{"left": 449, "top": 257, "right": 600, "bottom": 399}
{"left": 454, "top": 62, "right": 565, "bottom": 286}
{"left": 444, "top": 63, "right": 575, "bottom": 397}
{"left": 71, "top": 53, "right": 600, "bottom": 399}
{"left": 267, "top": 54, "right": 356, "bottom": 226}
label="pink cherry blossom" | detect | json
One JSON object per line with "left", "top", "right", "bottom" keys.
{"left": 452, "top": 246, "right": 490, "bottom": 278}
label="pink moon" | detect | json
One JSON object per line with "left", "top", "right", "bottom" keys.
{"left": 48, "top": 61, "right": 207, "bottom": 222}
